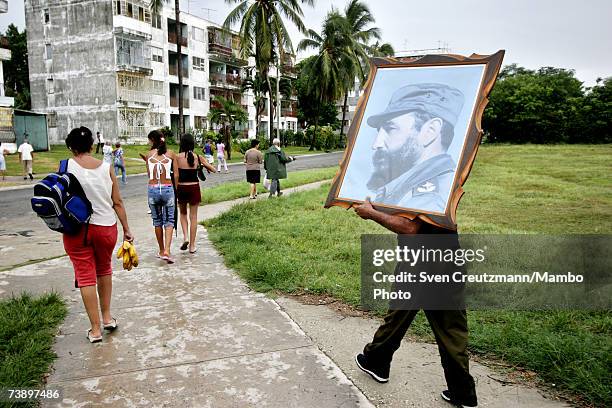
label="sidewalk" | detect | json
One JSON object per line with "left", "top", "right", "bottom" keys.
{"left": 1, "top": 183, "right": 371, "bottom": 407}
{"left": 0, "top": 182, "right": 570, "bottom": 407}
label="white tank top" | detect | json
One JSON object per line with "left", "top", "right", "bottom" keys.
{"left": 67, "top": 159, "right": 116, "bottom": 226}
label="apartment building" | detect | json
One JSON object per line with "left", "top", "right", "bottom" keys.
{"left": 24, "top": 0, "right": 296, "bottom": 143}
{"left": 0, "top": 0, "right": 15, "bottom": 143}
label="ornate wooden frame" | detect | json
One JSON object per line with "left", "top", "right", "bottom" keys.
{"left": 324, "top": 51, "right": 505, "bottom": 230}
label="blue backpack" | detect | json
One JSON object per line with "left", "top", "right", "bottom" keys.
{"left": 31, "top": 159, "right": 93, "bottom": 243}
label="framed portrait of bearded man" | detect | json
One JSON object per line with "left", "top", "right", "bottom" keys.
{"left": 325, "top": 51, "right": 505, "bottom": 230}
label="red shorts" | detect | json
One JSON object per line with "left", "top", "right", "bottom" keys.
{"left": 63, "top": 224, "right": 118, "bottom": 288}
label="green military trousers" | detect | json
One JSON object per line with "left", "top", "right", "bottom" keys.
{"left": 363, "top": 309, "right": 476, "bottom": 401}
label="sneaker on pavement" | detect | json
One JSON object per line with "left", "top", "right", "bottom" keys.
{"left": 441, "top": 390, "right": 478, "bottom": 408}
{"left": 355, "top": 353, "right": 389, "bottom": 383}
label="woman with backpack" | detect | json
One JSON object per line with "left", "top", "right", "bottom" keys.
{"left": 63, "top": 127, "right": 133, "bottom": 343}
{"left": 145, "top": 130, "right": 179, "bottom": 264}
{"left": 176, "top": 133, "right": 216, "bottom": 253}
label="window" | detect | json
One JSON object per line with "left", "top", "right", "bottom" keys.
{"left": 47, "top": 112, "right": 57, "bottom": 128}
{"left": 138, "top": 6, "right": 144, "bottom": 21}
{"left": 127, "top": 3, "right": 133, "bottom": 18}
{"left": 45, "top": 44, "right": 52, "bottom": 60}
{"left": 193, "top": 87, "right": 206, "bottom": 101}
{"left": 194, "top": 116, "right": 207, "bottom": 129}
{"left": 151, "top": 80, "right": 164, "bottom": 95}
{"left": 192, "top": 27, "right": 205, "bottom": 42}
{"left": 192, "top": 56, "right": 206, "bottom": 71}
{"left": 150, "top": 112, "right": 165, "bottom": 127}
{"left": 114, "top": 0, "right": 121, "bottom": 15}
{"left": 151, "top": 47, "right": 163, "bottom": 63}
{"left": 152, "top": 14, "right": 162, "bottom": 29}
{"left": 47, "top": 78, "right": 54, "bottom": 94}
{"left": 44, "top": 9, "right": 50, "bottom": 24}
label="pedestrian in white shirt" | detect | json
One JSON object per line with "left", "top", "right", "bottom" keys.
{"left": 102, "top": 141, "right": 113, "bottom": 164}
{"left": 95, "top": 131, "right": 105, "bottom": 154}
{"left": 0, "top": 146, "right": 7, "bottom": 181}
{"left": 216, "top": 142, "right": 228, "bottom": 173}
{"left": 17, "top": 138, "right": 34, "bottom": 180}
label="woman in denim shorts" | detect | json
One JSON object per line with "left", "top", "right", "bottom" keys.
{"left": 146, "top": 130, "right": 179, "bottom": 263}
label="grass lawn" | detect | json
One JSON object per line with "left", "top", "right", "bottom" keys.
{"left": 201, "top": 166, "right": 339, "bottom": 204}
{"left": 0, "top": 293, "right": 67, "bottom": 405}
{"left": 1, "top": 145, "right": 336, "bottom": 178}
{"left": 204, "top": 144, "right": 612, "bottom": 407}
{"left": 2, "top": 144, "right": 152, "bottom": 178}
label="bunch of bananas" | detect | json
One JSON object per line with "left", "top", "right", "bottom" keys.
{"left": 116, "top": 241, "right": 139, "bottom": 271}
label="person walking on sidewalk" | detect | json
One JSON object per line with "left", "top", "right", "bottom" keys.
{"left": 264, "top": 138, "right": 294, "bottom": 197}
{"left": 113, "top": 142, "right": 127, "bottom": 184}
{"left": 177, "top": 133, "right": 215, "bottom": 253}
{"left": 95, "top": 131, "right": 105, "bottom": 154}
{"left": 203, "top": 139, "right": 214, "bottom": 164}
{"left": 244, "top": 139, "right": 263, "bottom": 199}
{"left": 352, "top": 199, "right": 478, "bottom": 408}
{"left": 0, "top": 146, "right": 7, "bottom": 180}
{"left": 216, "top": 140, "right": 228, "bottom": 173}
{"left": 145, "top": 130, "right": 179, "bottom": 264}
{"left": 17, "top": 137, "right": 34, "bottom": 180}
{"left": 62, "top": 126, "right": 133, "bottom": 343}
{"left": 102, "top": 141, "right": 113, "bottom": 165}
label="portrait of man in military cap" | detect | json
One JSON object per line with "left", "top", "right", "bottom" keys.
{"left": 365, "top": 83, "right": 465, "bottom": 212}
{"left": 333, "top": 62, "right": 487, "bottom": 218}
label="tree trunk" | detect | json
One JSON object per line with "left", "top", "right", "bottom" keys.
{"left": 340, "top": 92, "right": 348, "bottom": 146}
{"left": 175, "top": 0, "right": 184, "bottom": 138}
{"left": 266, "top": 76, "right": 274, "bottom": 144}
{"left": 309, "top": 97, "right": 322, "bottom": 151}
{"left": 225, "top": 124, "right": 232, "bottom": 160}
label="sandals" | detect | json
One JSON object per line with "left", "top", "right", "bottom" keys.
{"left": 87, "top": 329, "right": 102, "bottom": 343}
{"left": 180, "top": 242, "right": 189, "bottom": 251}
{"left": 189, "top": 248, "right": 197, "bottom": 254}
{"left": 162, "top": 255, "right": 175, "bottom": 264}
{"left": 103, "top": 317, "right": 118, "bottom": 332}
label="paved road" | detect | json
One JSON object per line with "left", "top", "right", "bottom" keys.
{"left": 0, "top": 152, "right": 343, "bottom": 219}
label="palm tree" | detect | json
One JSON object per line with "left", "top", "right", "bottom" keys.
{"left": 298, "top": 12, "right": 358, "bottom": 150}
{"left": 151, "top": 0, "right": 185, "bottom": 137}
{"left": 207, "top": 96, "right": 248, "bottom": 160}
{"left": 370, "top": 41, "right": 395, "bottom": 57}
{"left": 223, "top": 0, "right": 314, "bottom": 142}
{"left": 339, "top": 0, "right": 381, "bottom": 140}
{"left": 242, "top": 67, "right": 269, "bottom": 137}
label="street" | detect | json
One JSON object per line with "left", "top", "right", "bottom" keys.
{"left": 0, "top": 152, "right": 343, "bottom": 270}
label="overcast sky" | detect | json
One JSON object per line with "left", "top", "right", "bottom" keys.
{"left": 2, "top": 0, "right": 610, "bottom": 85}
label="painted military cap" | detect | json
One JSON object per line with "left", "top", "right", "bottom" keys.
{"left": 367, "top": 83, "right": 465, "bottom": 128}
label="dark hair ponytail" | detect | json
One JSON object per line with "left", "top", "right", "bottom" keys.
{"left": 66, "top": 126, "right": 94, "bottom": 154}
{"left": 148, "top": 129, "right": 167, "bottom": 155}
{"left": 179, "top": 133, "right": 196, "bottom": 167}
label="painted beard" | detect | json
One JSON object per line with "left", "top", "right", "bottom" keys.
{"left": 367, "top": 141, "right": 422, "bottom": 191}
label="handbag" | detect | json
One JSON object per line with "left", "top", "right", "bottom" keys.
{"left": 263, "top": 175, "right": 271, "bottom": 190}
{"left": 197, "top": 155, "right": 206, "bottom": 181}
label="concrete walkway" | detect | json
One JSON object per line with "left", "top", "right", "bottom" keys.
{"left": 0, "top": 181, "right": 569, "bottom": 407}
{"left": 2, "top": 182, "right": 371, "bottom": 407}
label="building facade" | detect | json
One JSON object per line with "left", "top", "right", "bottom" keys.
{"left": 25, "top": 0, "right": 295, "bottom": 143}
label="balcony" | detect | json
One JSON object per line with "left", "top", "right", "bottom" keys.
{"left": 170, "top": 96, "right": 190, "bottom": 109}
{"left": 281, "top": 108, "right": 297, "bottom": 117}
{"left": 115, "top": 31, "right": 152, "bottom": 75}
{"left": 169, "top": 64, "right": 189, "bottom": 78}
{"left": 208, "top": 28, "right": 247, "bottom": 66}
{"left": 209, "top": 72, "right": 242, "bottom": 89}
{"left": 168, "top": 31, "right": 188, "bottom": 47}
{"left": 348, "top": 96, "right": 360, "bottom": 106}
{"left": 210, "top": 99, "right": 221, "bottom": 110}
{"left": 117, "top": 88, "right": 151, "bottom": 105}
